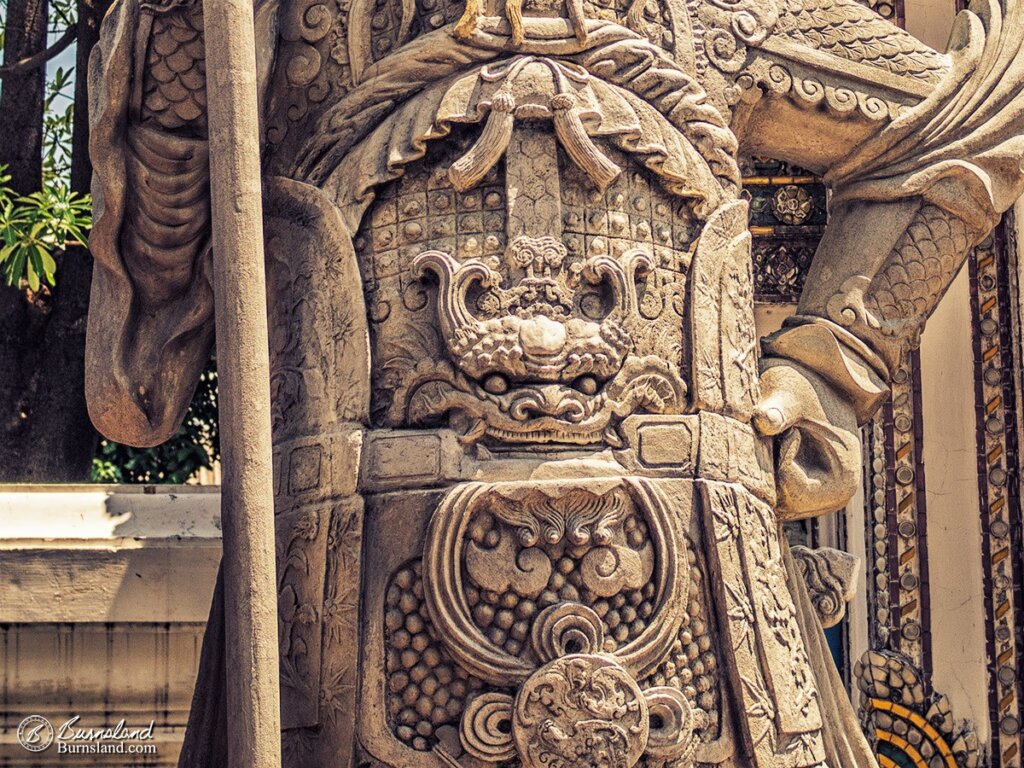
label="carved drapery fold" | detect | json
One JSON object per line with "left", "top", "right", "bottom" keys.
{"left": 793, "top": 0, "right": 1024, "bottom": 374}
{"left": 85, "top": 0, "right": 279, "bottom": 447}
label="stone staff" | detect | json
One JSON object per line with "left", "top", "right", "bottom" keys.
{"left": 202, "top": 0, "right": 281, "bottom": 764}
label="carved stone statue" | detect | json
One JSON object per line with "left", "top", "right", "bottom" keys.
{"left": 84, "top": 0, "right": 1024, "bottom": 764}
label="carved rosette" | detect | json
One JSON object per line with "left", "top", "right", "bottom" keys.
{"left": 413, "top": 479, "right": 698, "bottom": 768}
{"left": 513, "top": 655, "right": 650, "bottom": 768}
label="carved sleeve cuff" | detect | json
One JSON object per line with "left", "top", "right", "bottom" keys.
{"left": 761, "top": 315, "right": 889, "bottom": 425}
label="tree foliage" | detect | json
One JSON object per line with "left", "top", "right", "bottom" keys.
{"left": 92, "top": 363, "right": 221, "bottom": 484}
{"left": 41, "top": 63, "right": 75, "bottom": 177}
{"left": 0, "top": 164, "right": 90, "bottom": 291}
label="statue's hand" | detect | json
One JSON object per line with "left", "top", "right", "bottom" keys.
{"left": 753, "top": 358, "right": 861, "bottom": 520}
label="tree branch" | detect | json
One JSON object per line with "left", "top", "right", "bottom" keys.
{"left": 0, "top": 26, "right": 78, "bottom": 79}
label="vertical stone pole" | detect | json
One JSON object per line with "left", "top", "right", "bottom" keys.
{"left": 202, "top": 0, "right": 282, "bottom": 765}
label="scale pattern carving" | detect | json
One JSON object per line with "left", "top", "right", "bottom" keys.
{"left": 775, "top": 0, "right": 946, "bottom": 83}
{"left": 141, "top": 2, "right": 208, "bottom": 134}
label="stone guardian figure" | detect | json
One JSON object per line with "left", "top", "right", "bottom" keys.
{"left": 84, "top": 0, "right": 1024, "bottom": 765}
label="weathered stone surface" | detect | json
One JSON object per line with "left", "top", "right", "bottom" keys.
{"left": 84, "top": 0, "right": 1024, "bottom": 764}
{"left": 791, "top": 545, "right": 860, "bottom": 628}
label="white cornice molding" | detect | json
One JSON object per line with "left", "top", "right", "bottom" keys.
{"left": 0, "top": 486, "right": 221, "bottom": 622}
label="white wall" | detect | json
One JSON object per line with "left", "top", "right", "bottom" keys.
{"left": 904, "top": 0, "right": 957, "bottom": 50}
{"left": 0, "top": 486, "right": 220, "bottom": 767}
{"left": 918, "top": 269, "right": 990, "bottom": 739}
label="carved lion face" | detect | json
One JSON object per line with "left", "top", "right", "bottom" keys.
{"left": 356, "top": 125, "right": 703, "bottom": 446}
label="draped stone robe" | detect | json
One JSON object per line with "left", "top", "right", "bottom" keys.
{"left": 84, "top": 0, "right": 1024, "bottom": 766}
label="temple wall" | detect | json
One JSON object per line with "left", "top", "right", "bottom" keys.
{"left": 919, "top": 270, "right": 990, "bottom": 743}
{"left": 837, "top": 0, "right": 1024, "bottom": 757}
{"left": 0, "top": 487, "right": 219, "bottom": 766}
{"left": 904, "top": 0, "right": 956, "bottom": 49}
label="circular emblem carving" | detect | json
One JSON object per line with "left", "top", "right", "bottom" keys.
{"left": 770, "top": 185, "right": 813, "bottom": 225}
{"left": 17, "top": 716, "right": 54, "bottom": 752}
{"left": 513, "top": 655, "right": 648, "bottom": 768}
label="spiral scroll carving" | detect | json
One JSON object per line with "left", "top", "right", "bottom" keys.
{"left": 461, "top": 692, "right": 516, "bottom": 762}
{"left": 530, "top": 604, "right": 606, "bottom": 662}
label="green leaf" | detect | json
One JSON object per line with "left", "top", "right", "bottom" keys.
{"left": 28, "top": 245, "right": 48, "bottom": 287}
{"left": 40, "top": 250, "right": 58, "bottom": 282}
{"left": 11, "top": 250, "right": 27, "bottom": 284}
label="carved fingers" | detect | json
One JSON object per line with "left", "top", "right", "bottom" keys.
{"left": 754, "top": 359, "right": 862, "bottom": 519}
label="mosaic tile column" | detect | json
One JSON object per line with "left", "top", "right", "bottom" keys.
{"left": 969, "top": 224, "right": 1024, "bottom": 768}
